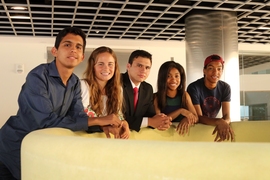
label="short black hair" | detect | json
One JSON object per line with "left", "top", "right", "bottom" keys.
{"left": 54, "top": 27, "right": 86, "bottom": 53}
{"left": 128, "top": 50, "right": 152, "bottom": 64}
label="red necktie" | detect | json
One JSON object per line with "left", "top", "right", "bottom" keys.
{"left": 133, "top": 87, "right": 138, "bottom": 110}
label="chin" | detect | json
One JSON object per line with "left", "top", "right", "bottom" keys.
{"left": 66, "top": 65, "right": 76, "bottom": 69}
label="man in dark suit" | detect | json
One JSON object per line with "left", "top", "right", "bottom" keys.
{"left": 121, "top": 50, "right": 171, "bottom": 132}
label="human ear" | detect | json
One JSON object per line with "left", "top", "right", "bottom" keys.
{"left": 51, "top": 47, "right": 57, "bottom": 57}
{"left": 126, "top": 63, "right": 131, "bottom": 70}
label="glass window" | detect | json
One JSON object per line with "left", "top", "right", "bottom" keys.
{"left": 239, "top": 53, "right": 270, "bottom": 121}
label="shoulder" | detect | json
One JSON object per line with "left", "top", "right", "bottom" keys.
{"left": 141, "top": 81, "right": 153, "bottom": 90}
{"left": 29, "top": 63, "right": 48, "bottom": 74}
{"left": 80, "top": 79, "right": 89, "bottom": 90}
{"left": 27, "top": 63, "right": 50, "bottom": 81}
{"left": 188, "top": 78, "right": 204, "bottom": 90}
{"left": 217, "top": 80, "right": 231, "bottom": 88}
{"left": 121, "top": 72, "right": 129, "bottom": 84}
{"left": 80, "top": 79, "right": 87, "bottom": 86}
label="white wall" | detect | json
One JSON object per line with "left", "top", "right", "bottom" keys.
{"left": 0, "top": 36, "right": 185, "bottom": 127}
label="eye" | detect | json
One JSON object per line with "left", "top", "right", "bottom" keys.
{"left": 138, "top": 64, "right": 142, "bottom": 68}
{"left": 146, "top": 66, "right": 151, "bottom": 70}
{"left": 76, "top": 45, "right": 82, "bottom": 50}
{"left": 108, "top": 62, "right": 114, "bottom": 67}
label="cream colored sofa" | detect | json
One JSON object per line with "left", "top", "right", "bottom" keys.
{"left": 21, "top": 121, "right": 270, "bottom": 180}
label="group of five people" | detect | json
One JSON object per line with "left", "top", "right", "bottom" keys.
{"left": 0, "top": 27, "right": 234, "bottom": 180}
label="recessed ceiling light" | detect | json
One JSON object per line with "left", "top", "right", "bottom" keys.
{"left": 11, "top": 6, "right": 27, "bottom": 10}
{"left": 10, "top": 16, "right": 30, "bottom": 19}
{"left": 258, "top": 27, "right": 270, "bottom": 30}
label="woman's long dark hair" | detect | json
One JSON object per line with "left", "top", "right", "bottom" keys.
{"left": 155, "top": 61, "right": 187, "bottom": 111}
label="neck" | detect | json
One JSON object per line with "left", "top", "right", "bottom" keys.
{"left": 97, "top": 80, "right": 107, "bottom": 95}
{"left": 55, "top": 59, "right": 74, "bottom": 86}
{"left": 167, "top": 89, "right": 177, "bottom": 98}
{"left": 204, "top": 79, "right": 217, "bottom": 90}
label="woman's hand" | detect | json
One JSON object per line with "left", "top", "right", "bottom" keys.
{"left": 176, "top": 117, "right": 192, "bottom": 136}
{"left": 101, "top": 125, "right": 120, "bottom": 139}
{"left": 101, "top": 120, "right": 130, "bottom": 139}
{"left": 106, "top": 114, "right": 122, "bottom": 127}
{"left": 181, "top": 109, "right": 197, "bottom": 125}
{"left": 119, "top": 120, "right": 130, "bottom": 139}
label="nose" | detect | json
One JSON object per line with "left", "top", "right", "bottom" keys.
{"left": 211, "top": 68, "right": 217, "bottom": 73}
{"left": 140, "top": 66, "right": 147, "bottom": 72}
{"left": 71, "top": 45, "right": 77, "bottom": 52}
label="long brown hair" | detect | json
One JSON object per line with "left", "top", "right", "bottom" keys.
{"left": 82, "top": 46, "right": 122, "bottom": 116}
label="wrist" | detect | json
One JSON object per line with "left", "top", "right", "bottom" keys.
{"left": 215, "top": 118, "right": 225, "bottom": 126}
{"left": 147, "top": 118, "right": 153, "bottom": 127}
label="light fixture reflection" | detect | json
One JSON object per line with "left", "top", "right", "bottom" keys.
{"left": 10, "top": 16, "right": 30, "bottom": 19}
{"left": 11, "top": 6, "right": 27, "bottom": 10}
{"left": 258, "top": 27, "right": 270, "bottom": 30}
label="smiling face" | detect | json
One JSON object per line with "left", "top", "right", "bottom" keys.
{"left": 51, "top": 33, "right": 84, "bottom": 70}
{"left": 127, "top": 56, "right": 151, "bottom": 86}
{"left": 203, "top": 61, "right": 223, "bottom": 87}
{"left": 94, "top": 52, "right": 115, "bottom": 84}
{"left": 166, "top": 67, "right": 181, "bottom": 91}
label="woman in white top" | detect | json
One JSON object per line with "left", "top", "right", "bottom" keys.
{"left": 81, "top": 46, "right": 129, "bottom": 139}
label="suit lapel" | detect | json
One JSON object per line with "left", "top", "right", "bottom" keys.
{"left": 123, "top": 73, "right": 136, "bottom": 114}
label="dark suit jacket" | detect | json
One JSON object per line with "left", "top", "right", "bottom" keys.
{"left": 121, "top": 72, "right": 156, "bottom": 132}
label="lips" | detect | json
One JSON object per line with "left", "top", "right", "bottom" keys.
{"left": 68, "top": 56, "right": 77, "bottom": 60}
{"left": 211, "top": 75, "right": 219, "bottom": 80}
{"left": 101, "top": 72, "right": 110, "bottom": 76}
{"left": 138, "top": 74, "right": 145, "bottom": 78}
{"left": 169, "top": 83, "right": 178, "bottom": 87}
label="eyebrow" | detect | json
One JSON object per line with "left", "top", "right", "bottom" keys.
{"left": 62, "top": 40, "right": 83, "bottom": 47}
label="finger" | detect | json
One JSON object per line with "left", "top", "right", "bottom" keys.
{"left": 180, "top": 125, "right": 185, "bottom": 135}
{"left": 226, "top": 131, "right": 230, "bottom": 141}
{"left": 220, "top": 131, "right": 226, "bottom": 141}
{"left": 177, "top": 126, "right": 182, "bottom": 135}
{"left": 112, "top": 129, "right": 120, "bottom": 139}
{"left": 192, "top": 118, "right": 196, "bottom": 124}
{"left": 217, "top": 138, "right": 222, "bottom": 142}
{"left": 230, "top": 129, "right": 235, "bottom": 141}
{"left": 175, "top": 124, "right": 180, "bottom": 133}
{"left": 158, "top": 127, "right": 167, "bottom": 131}
{"left": 212, "top": 127, "right": 217, "bottom": 135}
{"left": 119, "top": 121, "right": 124, "bottom": 128}
{"left": 185, "top": 124, "right": 189, "bottom": 135}
{"left": 104, "top": 131, "right": 111, "bottom": 138}
{"left": 215, "top": 131, "right": 223, "bottom": 141}
{"left": 183, "top": 124, "right": 189, "bottom": 135}
{"left": 214, "top": 134, "right": 220, "bottom": 142}
{"left": 124, "top": 132, "right": 130, "bottom": 139}
{"left": 121, "top": 133, "right": 128, "bottom": 139}
{"left": 223, "top": 130, "right": 229, "bottom": 141}
{"left": 114, "top": 133, "right": 120, "bottom": 139}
